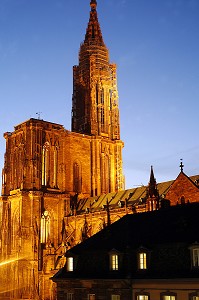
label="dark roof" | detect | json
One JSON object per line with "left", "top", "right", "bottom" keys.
{"left": 54, "top": 203, "right": 199, "bottom": 280}
{"left": 71, "top": 203, "right": 199, "bottom": 253}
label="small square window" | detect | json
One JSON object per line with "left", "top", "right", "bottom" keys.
{"left": 162, "top": 296, "right": 176, "bottom": 300}
{"left": 137, "top": 295, "right": 149, "bottom": 300}
{"left": 110, "top": 254, "right": 119, "bottom": 271}
{"left": 67, "top": 257, "right": 74, "bottom": 272}
{"left": 88, "top": 294, "right": 95, "bottom": 300}
{"left": 139, "top": 252, "right": 147, "bottom": 269}
{"left": 111, "top": 295, "right": 120, "bottom": 300}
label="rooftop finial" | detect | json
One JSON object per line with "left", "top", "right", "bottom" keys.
{"left": 90, "top": 0, "right": 97, "bottom": 11}
{"left": 180, "top": 159, "right": 184, "bottom": 172}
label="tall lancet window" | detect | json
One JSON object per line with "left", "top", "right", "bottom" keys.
{"left": 102, "top": 155, "right": 111, "bottom": 194}
{"left": 42, "top": 142, "right": 50, "bottom": 186}
{"left": 40, "top": 211, "right": 50, "bottom": 244}
{"left": 53, "top": 146, "right": 58, "bottom": 188}
{"left": 100, "top": 88, "right": 104, "bottom": 104}
{"left": 73, "top": 161, "right": 82, "bottom": 193}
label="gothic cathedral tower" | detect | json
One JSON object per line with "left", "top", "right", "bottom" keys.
{"left": 72, "top": 0, "right": 124, "bottom": 195}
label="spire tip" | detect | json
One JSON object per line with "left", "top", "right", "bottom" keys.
{"left": 90, "top": 0, "right": 97, "bottom": 10}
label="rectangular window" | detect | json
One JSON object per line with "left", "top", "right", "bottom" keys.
{"left": 162, "top": 296, "right": 176, "bottom": 300}
{"left": 139, "top": 252, "right": 147, "bottom": 269}
{"left": 137, "top": 296, "right": 149, "bottom": 300}
{"left": 193, "top": 249, "right": 199, "bottom": 267}
{"left": 111, "top": 295, "right": 120, "bottom": 300}
{"left": 111, "top": 254, "right": 119, "bottom": 270}
{"left": 88, "top": 295, "right": 95, "bottom": 300}
{"left": 67, "top": 293, "right": 74, "bottom": 300}
{"left": 193, "top": 297, "right": 199, "bottom": 300}
{"left": 67, "top": 257, "right": 73, "bottom": 272}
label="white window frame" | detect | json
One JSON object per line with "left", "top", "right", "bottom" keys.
{"left": 67, "top": 257, "right": 74, "bottom": 272}
{"left": 139, "top": 252, "right": 147, "bottom": 270}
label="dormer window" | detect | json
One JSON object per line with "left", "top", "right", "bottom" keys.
{"left": 67, "top": 257, "right": 74, "bottom": 272}
{"left": 189, "top": 243, "right": 199, "bottom": 269}
{"left": 138, "top": 252, "right": 147, "bottom": 270}
{"left": 109, "top": 249, "right": 120, "bottom": 271}
{"left": 111, "top": 254, "right": 118, "bottom": 270}
{"left": 193, "top": 248, "right": 199, "bottom": 267}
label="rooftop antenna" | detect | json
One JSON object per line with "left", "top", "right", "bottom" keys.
{"left": 36, "top": 112, "right": 42, "bottom": 120}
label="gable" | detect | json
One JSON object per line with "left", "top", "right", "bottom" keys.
{"left": 165, "top": 172, "right": 199, "bottom": 205}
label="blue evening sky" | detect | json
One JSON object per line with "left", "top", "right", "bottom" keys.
{"left": 0, "top": 0, "right": 199, "bottom": 189}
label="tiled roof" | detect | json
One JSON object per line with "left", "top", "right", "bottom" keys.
{"left": 77, "top": 174, "right": 199, "bottom": 213}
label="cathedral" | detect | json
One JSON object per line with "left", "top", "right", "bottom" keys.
{"left": 0, "top": 1, "right": 124, "bottom": 299}
{"left": 1, "top": 1, "right": 199, "bottom": 300}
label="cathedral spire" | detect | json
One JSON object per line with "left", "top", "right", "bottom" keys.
{"left": 84, "top": 0, "right": 104, "bottom": 46}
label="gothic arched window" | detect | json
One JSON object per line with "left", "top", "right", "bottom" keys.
{"left": 101, "top": 155, "right": 111, "bottom": 194}
{"left": 40, "top": 211, "right": 50, "bottom": 244}
{"left": 42, "top": 142, "right": 50, "bottom": 186}
{"left": 53, "top": 146, "right": 58, "bottom": 188}
{"left": 73, "top": 162, "right": 82, "bottom": 193}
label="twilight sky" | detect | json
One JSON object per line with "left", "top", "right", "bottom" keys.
{"left": 0, "top": 0, "right": 199, "bottom": 189}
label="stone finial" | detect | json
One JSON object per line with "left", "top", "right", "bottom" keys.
{"left": 90, "top": 0, "right": 97, "bottom": 10}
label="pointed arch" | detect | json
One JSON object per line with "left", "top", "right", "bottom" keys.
{"left": 73, "top": 160, "right": 82, "bottom": 193}
{"left": 53, "top": 144, "right": 59, "bottom": 188}
{"left": 42, "top": 142, "right": 50, "bottom": 186}
{"left": 40, "top": 210, "right": 50, "bottom": 244}
{"left": 101, "top": 154, "right": 111, "bottom": 194}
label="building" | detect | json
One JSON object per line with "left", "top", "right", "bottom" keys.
{"left": 0, "top": 1, "right": 124, "bottom": 299}
{"left": 52, "top": 202, "right": 199, "bottom": 300}
{"left": 1, "top": 0, "right": 199, "bottom": 299}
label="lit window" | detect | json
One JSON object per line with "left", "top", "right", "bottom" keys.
{"left": 193, "top": 248, "right": 199, "bottom": 267}
{"left": 189, "top": 243, "right": 199, "bottom": 268}
{"left": 162, "top": 296, "right": 176, "bottom": 300}
{"left": 88, "top": 294, "right": 95, "bottom": 300}
{"left": 139, "top": 252, "right": 147, "bottom": 269}
{"left": 40, "top": 211, "right": 50, "bottom": 244}
{"left": 193, "top": 297, "right": 199, "bottom": 300}
{"left": 137, "top": 296, "right": 148, "bottom": 300}
{"left": 111, "top": 295, "right": 120, "bottom": 300}
{"left": 67, "top": 293, "right": 74, "bottom": 300}
{"left": 110, "top": 254, "right": 119, "bottom": 271}
{"left": 67, "top": 257, "right": 74, "bottom": 272}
